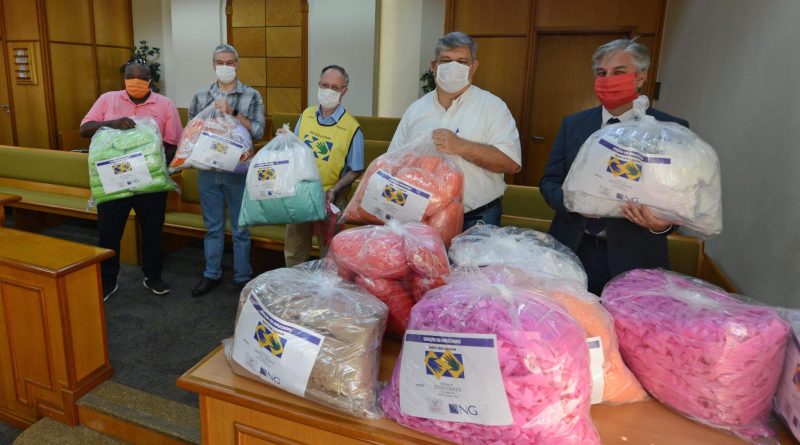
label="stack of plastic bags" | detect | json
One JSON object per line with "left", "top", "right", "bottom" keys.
{"left": 562, "top": 96, "right": 722, "bottom": 237}
{"left": 169, "top": 103, "right": 253, "bottom": 174}
{"left": 448, "top": 224, "right": 587, "bottom": 287}
{"left": 238, "top": 125, "right": 326, "bottom": 226}
{"left": 328, "top": 221, "right": 449, "bottom": 338}
{"left": 380, "top": 270, "right": 600, "bottom": 444}
{"left": 225, "top": 261, "right": 388, "bottom": 418}
{"left": 342, "top": 136, "right": 464, "bottom": 245}
{"left": 603, "top": 269, "right": 790, "bottom": 443}
{"left": 88, "top": 116, "right": 177, "bottom": 205}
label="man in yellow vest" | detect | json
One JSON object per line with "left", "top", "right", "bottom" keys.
{"left": 286, "top": 65, "right": 364, "bottom": 266}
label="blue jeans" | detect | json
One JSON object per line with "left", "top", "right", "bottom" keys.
{"left": 198, "top": 170, "right": 252, "bottom": 283}
{"left": 462, "top": 197, "right": 502, "bottom": 231}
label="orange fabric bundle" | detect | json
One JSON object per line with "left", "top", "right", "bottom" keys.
{"left": 342, "top": 139, "right": 464, "bottom": 245}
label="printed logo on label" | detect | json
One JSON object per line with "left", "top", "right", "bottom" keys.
{"left": 382, "top": 184, "right": 408, "bottom": 206}
{"left": 793, "top": 364, "right": 800, "bottom": 391}
{"left": 304, "top": 135, "right": 334, "bottom": 161}
{"left": 425, "top": 350, "right": 464, "bottom": 379}
{"left": 112, "top": 161, "right": 132, "bottom": 174}
{"left": 210, "top": 141, "right": 229, "bottom": 154}
{"left": 607, "top": 156, "right": 642, "bottom": 181}
{"left": 257, "top": 167, "right": 276, "bottom": 181}
{"left": 449, "top": 403, "right": 478, "bottom": 416}
{"left": 254, "top": 321, "right": 287, "bottom": 358}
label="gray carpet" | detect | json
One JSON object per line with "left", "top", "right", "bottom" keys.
{"left": 1, "top": 215, "right": 275, "bottom": 442}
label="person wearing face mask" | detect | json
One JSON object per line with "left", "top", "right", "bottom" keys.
{"left": 282, "top": 64, "right": 364, "bottom": 267}
{"left": 80, "top": 59, "right": 183, "bottom": 300}
{"left": 388, "top": 32, "right": 522, "bottom": 231}
{"left": 188, "top": 44, "right": 265, "bottom": 297}
{"left": 539, "top": 39, "right": 689, "bottom": 295}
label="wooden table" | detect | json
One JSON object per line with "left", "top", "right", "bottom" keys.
{"left": 179, "top": 340, "right": 799, "bottom": 445}
{"left": 0, "top": 227, "right": 114, "bottom": 428}
{"left": 0, "top": 193, "right": 21, "bottom": 226}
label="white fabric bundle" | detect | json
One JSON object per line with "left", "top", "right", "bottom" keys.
{"left": 563, "top": 96, "right": 722, "bottom": 237}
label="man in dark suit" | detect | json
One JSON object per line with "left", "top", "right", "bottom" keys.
{"left": 540, "top": 39, "right": 689, "bottom": 295}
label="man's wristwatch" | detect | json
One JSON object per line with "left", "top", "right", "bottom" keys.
{"left": 232, "top": 109, "right": 239, "bottom": 117}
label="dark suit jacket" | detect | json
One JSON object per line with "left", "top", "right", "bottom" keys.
{"left": 540, "top": 106, "right": 689, "bottom": 276}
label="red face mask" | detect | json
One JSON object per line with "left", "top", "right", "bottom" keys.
{"left": 594, "top": 72, "right": 638, "bottom": 110}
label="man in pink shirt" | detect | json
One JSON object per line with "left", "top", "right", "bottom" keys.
{"left": 80, "top": 59, "right": 182, "bottom": 300}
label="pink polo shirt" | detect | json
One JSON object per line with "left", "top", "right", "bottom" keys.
{"left": 81, "top": 90, "right": 183, "bottom": 145}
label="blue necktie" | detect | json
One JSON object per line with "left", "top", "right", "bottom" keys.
{"left": 585, "top": 118, "right": 621, "bottom": 235}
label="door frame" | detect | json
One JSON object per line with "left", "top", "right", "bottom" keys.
{"left": 0, "top": 6, "right": 19, "bottom": 146}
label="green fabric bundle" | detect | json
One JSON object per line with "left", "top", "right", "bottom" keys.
{"left": 88, "top": 118, "right": 177, "bottom": 204}
{"left": 239, "top": 179, "right": 326, "bottom": 226}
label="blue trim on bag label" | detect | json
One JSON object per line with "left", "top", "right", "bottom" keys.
{"left": 255, "top": 160, "right": 290, "bottom": 167}
{"left": 405, "top": 333, "right": 495, "bottom": 348}
{"left": 599, "top": 138, "right": 671, "bottom": 164}
{"left": 200, "top": 130, "right": 245, "bottom": 149}
{"left": 376, "top": 170, "right": 431, "bottom": 199}
{"left": 247, "top": 295, "right": 322, "bottom": 345}
{"left": 96, "top": 151, "right": 144, "bottom": 166}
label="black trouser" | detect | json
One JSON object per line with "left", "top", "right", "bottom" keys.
{"left": 97, "top": 192, "right": 167, "bottom": 287}
{"left": 577, "top": 233, "right": 612, "bottom": 297}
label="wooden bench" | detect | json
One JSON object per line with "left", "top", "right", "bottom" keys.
{"left": 0, "top": 145, "right": 140, "bottom": 264}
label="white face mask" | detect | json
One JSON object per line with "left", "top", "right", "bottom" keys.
{"left": 215, "top": 65, "right": 236, "bottom": 84}
{"left": 318, "top": 88, "right": 341, "bottom": 109}
{"left": 436, "top": 61, "right": 471, "bottom": 93}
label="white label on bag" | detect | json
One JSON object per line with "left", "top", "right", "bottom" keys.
{"left": 587, "top": 336, "right": 605, "bottom": 404}
{"left": 232, "top": 292, "right": 324, "bottom": 397}
{"left": 96, "top": 152, "right": 153, "bottom": 193}
{"left": 399, "top": 330, "right": 512, "bottom": 425}
{"left": 190, "top": 131, "right": 245, "bottom": 172}
{"left": 361, "top": 170, "right": 431, "bottom": 223}
{"left": 248, "top": 160, "right": 294, "bottom": 200}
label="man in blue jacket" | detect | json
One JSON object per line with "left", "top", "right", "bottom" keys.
{"left": 540, "top": 39, "right": 689, "bottom": 295}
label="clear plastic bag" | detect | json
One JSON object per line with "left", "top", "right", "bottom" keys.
{"left": 562, "top": 96, "right": 722, "bottom": 237}
{"left": 602, "top": 268, "right": 790, "bottom": 444}
{"left": 87, "top": 116, "right": 177, "bottom": 206}
{"left": 229, "top": 261, "right": 388, "bottom": 418}
{"left": 238, "top": 125, "right": 326, "bottom": 225}
{"left": 448, "top": 224, "right": 588, "bottom": 288}
{"left": 327, "top": 220, "right": 449, "bottom": 338}
{"left": 379, "top": 268, "right": 600, "bottom": 445}
{"left": 342, "top": 135, "right": 464, "bottom": 245}
{"left": 169, "top": 101, "right": 253, "bottom": 174}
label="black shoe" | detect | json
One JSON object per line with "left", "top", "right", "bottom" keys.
{"left": 192, "top": 277, "right": 221, "bottom": 297}
{"left": 103, "top": 282, "right": 119, "bottom": 302}
{"left": 143, "top": 277, "right": 171, "bottom": 295}
{"left": 234, "top": 280, "right": 250, "bottom": 292}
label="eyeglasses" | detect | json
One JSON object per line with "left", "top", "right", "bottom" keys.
{"left": 214, "top": 60, "right": 237, "bottom": 67}
{"left": 319, "top": 82, "right": 346, "bottom": 93}
{"left": 126, "top": 58, "right": 147, "bottom": 66}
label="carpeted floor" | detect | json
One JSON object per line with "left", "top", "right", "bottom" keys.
{"left": 1, "top": 216, "right": 274, "bottom": 443}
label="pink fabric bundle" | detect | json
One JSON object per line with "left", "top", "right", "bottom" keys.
{"left": 602, "top": 269, "right": 790, "bottom": 444}
{"left": 328, "top": 221, "right": 449, "bottom": 338}
{"left": 380, "top": 273, "right": 600, "bottom": 445}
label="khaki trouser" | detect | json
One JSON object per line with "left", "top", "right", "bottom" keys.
{"left": 283, "top": 192, "right": 347, "bottom": 267}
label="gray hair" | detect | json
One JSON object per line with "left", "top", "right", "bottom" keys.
{"left": 321, "top": 65, "right": 349, "bottom": 86}
{"left": 212, "top": 43, "right": 239, "bottom": 62}
{"left": 592, "top": 39, "right": 650, "bottom": 72}
{"left": 435, "top": 31, "right": 477, "bottom": 61}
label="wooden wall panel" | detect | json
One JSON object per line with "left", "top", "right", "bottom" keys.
{"left": 49, "top": 43, "right": 96, "bottom": 136}
{"left": 266, "top": 87, "right": 300, "bottom": 115}
{"left": 93, "top": 0, "right": 132, "bottom": 47}
{"left": 6, "top": 42, "right": 50, "bottom": 148}
{"left": 451, "top": 0, "right": 531, "bottom": 35}
{"left": 266, "top": 27, "right": 301, "bottom": 57}
{"left": 238, "top": 57, "right": 267, "bottom": 87}
{"left": 2, "top": 0, "right": 39, "bottom": 41}
{"left": 45, "top": 0, "right": 92, "bottom": 44}
{"left": 0, "top": 35, "right": 14, "bottom": 146}
{"left": 535, "top": 0, "right": 662, "bottom": 33}
{"left": 471, "top": 37, "right": 528, "bottom": 124}
{"left": 233, "top": 0, "right": 266, "bottom": 27}
{"left": 265, "top": 0, "right": 302, "bottom": 26}
{"left": 266, "top": 57, "right": 301, "bottom": 87}
{"left": 96, "top": 46, "right": 128, "bottom": 94}
{"left": 231, "top": 27, "right": 266, "bottom": 57}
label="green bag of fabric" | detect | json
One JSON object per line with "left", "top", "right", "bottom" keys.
{"left": 88, "top": 116, "right": 177, "bottom": 205}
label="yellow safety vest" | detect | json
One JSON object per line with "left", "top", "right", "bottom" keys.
{"left": 297, "top": 106, "right": 360, "bottom": 190}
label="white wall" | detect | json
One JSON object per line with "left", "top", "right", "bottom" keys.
{"left": 307, "top": 0, "right": 376, "bottom": 116}
{"left": 131, "top": 0, "right": 166, "bottom": 92}
{"left": 657, "top": 0, "right": 800, "bottom": 306}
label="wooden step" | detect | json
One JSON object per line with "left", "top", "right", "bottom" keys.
{"left": 76, "top": 381, "right": 200, "bottom": 445}
{"left": 13, "top": 417, "right": 125, "bottom": 445}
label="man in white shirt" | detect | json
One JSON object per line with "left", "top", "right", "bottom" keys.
{"left": 388, "top": 31, "right": 521, "bottom": 230}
